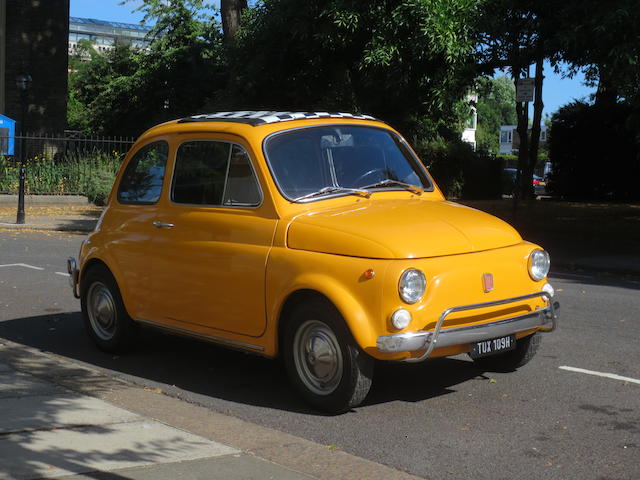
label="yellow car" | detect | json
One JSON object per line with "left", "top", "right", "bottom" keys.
{"left": 68, "top": 111, "right": 558, "bottom": 413}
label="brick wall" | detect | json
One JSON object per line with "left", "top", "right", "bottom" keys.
{"left": 4, "top": 0, "right": 69, "bottom": 134}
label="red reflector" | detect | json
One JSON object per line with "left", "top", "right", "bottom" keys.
{"left": 482, "top": 273, "right": 494, "bottom": 293}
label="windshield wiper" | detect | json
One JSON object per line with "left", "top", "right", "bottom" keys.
{"left": 294, "top": 186, "right": 371, "bottom": 202}
{"left": 361, "top": 179, "right": 424, "bottom": 195}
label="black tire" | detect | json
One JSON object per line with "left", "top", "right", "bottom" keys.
{"left": 283, "top": 299, "right": 374, "bottom": 414}
{"left": 471, "top": 332, "right": 541, "bottom": 371}
{"left": 80, "top": 264, "right": 138, "bottom": 352}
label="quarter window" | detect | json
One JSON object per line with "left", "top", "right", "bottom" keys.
{"left": 117, "top": 141, "right": 168, "bottom": 204}
{"left": 172, "top": 141, "right": 261, "bottom": 207}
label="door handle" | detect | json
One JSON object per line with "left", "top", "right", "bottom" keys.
{"left": 152, "top": 221, "right": 175, "bottom": 229}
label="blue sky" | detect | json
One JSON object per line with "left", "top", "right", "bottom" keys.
{"left": 70, "top": 0, "right": 596, "bottom": 118}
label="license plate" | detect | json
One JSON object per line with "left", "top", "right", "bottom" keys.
{"left": 470, "top": 335, "right": 516, "bottom": 359}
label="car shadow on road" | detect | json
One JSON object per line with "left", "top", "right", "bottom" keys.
{"left": 0, "top": 312, "right": 486, "bottom": 415}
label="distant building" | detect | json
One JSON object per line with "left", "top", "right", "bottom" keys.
{"left": 461, "top": 93, "right": 477, "bottom": 150}
{"left": 499, "top": 125, "right": 547, "bottom": 155}
{"left": 0, "top": 0, "right": 69, "bottom": 134}
{"left": 69, "top": 17, "right": 152, "bottom": 57}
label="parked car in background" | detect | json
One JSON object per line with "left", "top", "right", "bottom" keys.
{"left": 533, "top": 174, "right": 547, "bottom": 196}
{"left": 68, "top": 111, "right": 559, "bottom": 413}
{"left": 502, "top": 167, "right": 548, "bottom": 197}
{"left": 501, "top": 167, "right": 518, "bottom": 196}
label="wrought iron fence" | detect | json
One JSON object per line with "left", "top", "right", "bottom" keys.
{"left": 0, "top": 132, "right": 135, "bottom": 195}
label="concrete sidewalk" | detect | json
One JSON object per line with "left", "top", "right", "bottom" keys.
{"left": 0, "top": 339, "right": 418, "bottom": 480}
{"left": 0, "top": 342, "right": 309, "bottom": 480}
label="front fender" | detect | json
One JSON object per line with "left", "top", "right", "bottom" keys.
{"left": 78, "top": 238, "right": 138, "bottom": 317}
{"left": 264, "top": 248, "right": 388, "bottom": 356}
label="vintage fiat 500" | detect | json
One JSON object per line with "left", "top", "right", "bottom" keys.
{"left": 68, "top": 111, "right": 558, "bottom": 413}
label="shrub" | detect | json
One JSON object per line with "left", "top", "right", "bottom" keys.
{"left": 414, "top": 137, "right": 502, "bottom": 200}
{"left": 83, "top": 168, "right": 117, "bottom": 206}
{"left": 549, "top": 101, "right": 640, "bottom": 201}
{"left": 0, "top": 150, "right": 122, "bottom": 202}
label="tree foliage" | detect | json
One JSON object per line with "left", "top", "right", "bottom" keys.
{"left": 475, "top": 0, "right": 560, "bottom": 198}
{"left": 69, "top": 0, "right": 224, "bottom": 136}
{"left": 552, "top": 0, "right": 640, "bottom": 106}
{"left": 474, "top": 75, "right": 516, "bottom": 153}
{"left": 70, "top": 0, "right": 479, "bottom": 141}
{"left": 549, "top": 101, "right": 640, "bottom": 201}
{"left": 227, "top": 0, "right": 478, "bottom": 137}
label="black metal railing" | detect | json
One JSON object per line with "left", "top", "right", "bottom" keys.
{"left": 0, "top": 132, "right": 135, "bottom": 196}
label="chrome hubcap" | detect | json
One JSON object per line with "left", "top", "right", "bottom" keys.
{"left": 293, "top": 320, "right": 343, "bottom": 395}
{"left": 87, "top": 282, "right": 117, "bottom": 341}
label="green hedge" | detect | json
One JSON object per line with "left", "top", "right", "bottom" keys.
{"left": 0, "top": 151, "right": 123, "bottom": 205}
{"left": 414, "top": 138, "right": 502, "bottom": 200}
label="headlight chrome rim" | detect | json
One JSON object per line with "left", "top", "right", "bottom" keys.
{"left": 398, "top": 268, "right": 426, "bottom": 304}
{"left": 528, "top": 249, "right": 550, "bottom": 281}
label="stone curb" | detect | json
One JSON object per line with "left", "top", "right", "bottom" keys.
{"left": 0, "top": 194, "right": 90, "bottom": 206}
{"left": 0, "top": 338, "right": 422, "bottom": 480}
{"left": 0, "top": 221, "right": 96, "bottom": 233}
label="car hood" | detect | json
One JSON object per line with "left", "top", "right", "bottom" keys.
{"left": 287, "top": 199, "right": 522, "bottom": 259}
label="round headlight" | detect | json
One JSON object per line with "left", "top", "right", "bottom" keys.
{"left": 528, "top": 249, "right": 550, "bottom": 281}
{"left": 399, "top": 269, "right": 426, "bottom": 304}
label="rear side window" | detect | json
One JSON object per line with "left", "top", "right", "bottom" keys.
{"left": 117, "top": 141, "right": 168, "bottom": 204}
{"left": 172, "top": 141, "right": 261, "bottom": 207}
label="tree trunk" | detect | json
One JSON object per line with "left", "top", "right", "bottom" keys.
{"left": 527, "top": 57, "right": 544, "bottom": 199}
{"left": 221, "top": 0, "right": 247, "bottom": 43}
{"left": 514, "top": 69, "right": 530, "bottom": 202}
{"left": 594, "top": 65, "right": 618, "bottom": 107}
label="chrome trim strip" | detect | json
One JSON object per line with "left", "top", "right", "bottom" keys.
{"left": 134, "top": 317, "right": 265, "bottom": 352}
{"left": 376, "top": 291, "right": 557, "bottom": 362}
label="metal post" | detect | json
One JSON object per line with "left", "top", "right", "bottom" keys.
{"left": 16, "top": 160, "right": 25, "bottom": 224}
{"left": 15, "top": 74, "right": 31, "bottom": 224}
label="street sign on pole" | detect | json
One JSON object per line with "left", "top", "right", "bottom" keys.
{"left": 516, "top": 78, "right": 535, "bottom": 102}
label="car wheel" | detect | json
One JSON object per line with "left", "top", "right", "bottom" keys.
{"left": 283, "top": 300, "right": 373, "bottom": 414}
{"left": 81, "top": 265, "right": 138, "bottom": 352}
{"left": 471, "top": 332, "right": 541, "bottom": 371}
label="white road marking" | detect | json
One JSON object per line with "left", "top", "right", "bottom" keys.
{"left": 55, "top": 272, "right": 70, "bottom": 277}
{"left": 0, "top": 263, "right": 44, "bottom": 271}
{"left": 559, "top": 366, "right": 640, "bottom": 385}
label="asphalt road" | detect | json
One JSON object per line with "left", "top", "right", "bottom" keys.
{"left": 1, "top": 231, "right": 639, "bottom": 480}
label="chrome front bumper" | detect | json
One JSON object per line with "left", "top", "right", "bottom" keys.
{"left": 67, "top": 257, "right": 80, "bottom": 298}
{"left": 377, "top": 291, "right": 558, "bottom": 362}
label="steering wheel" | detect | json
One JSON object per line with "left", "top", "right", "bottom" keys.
{"left": 352, "top": 168, "right": 385, "bottom": 187}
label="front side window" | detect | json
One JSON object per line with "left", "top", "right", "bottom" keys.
{"left": 117, "top": 141, "right": 168, "bottom": 204}
{"left": 172, "top": 141, "right": 261, "bottom": 207}
{"left": 264, "top": 126, "right": 432, "bottom": 201}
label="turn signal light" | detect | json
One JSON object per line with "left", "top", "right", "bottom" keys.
{"left": 363, "top": 269, "right": 376, "bottom": 279}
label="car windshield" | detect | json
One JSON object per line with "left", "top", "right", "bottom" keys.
{"left": 264, "top": 126, "right": 432, "bottom": 201}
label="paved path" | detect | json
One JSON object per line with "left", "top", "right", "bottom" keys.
{"left": 0, "top": 342, "right": 316, "bottom": 480}
{"left": 0, "top": 339, "right": 417, "bottom": 480}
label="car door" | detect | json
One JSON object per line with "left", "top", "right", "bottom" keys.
{"left": 147, "top": 137, "right": 277, "bottom": 338}
{"left": 105, "top": 140, "right": 169, "bottom": 320}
